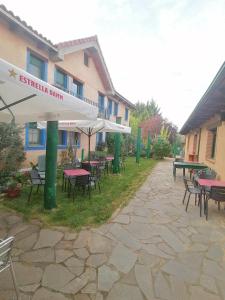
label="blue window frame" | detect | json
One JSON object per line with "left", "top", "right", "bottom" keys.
{"left": 25, "top": 123, "right": 46, "bottom": 151}
{"left": 96, "top": 132, "right": 103, "bottom": 145}
{"left": 114, "top": 102, "right": 118, "bottom": 116}
{"left": 55, "top": 68, "right": 68, "bottom": 91}
{"left": 125, "top": 108, "right": 129, "bottom": 121}
{"left": 108, "top": 99, "right": 113, "bottom": 115}
{"left": 72, "top": 79, "right": 83, "bottom": 99}
{"left": 58, "top": 130, "right": 67, "bottom": 149}
{"left": 26, "top": 51, "right": 47, "bottom": 150}
{"left": 98, "top": 93, "right": 105, "bottom": 113}
{"left": 27, "top": 50, "right": 47, "bottom": 81}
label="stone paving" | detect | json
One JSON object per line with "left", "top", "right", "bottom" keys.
{"left": 1, "top": 159, "right": 225, "bottom": 299}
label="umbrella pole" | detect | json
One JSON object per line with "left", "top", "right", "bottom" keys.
{"left": 88, "top": 131, "right": 91, "bottom": 162}
{"left": 136, "top": 127, "right": 142, "bottom": 163}
{"left": 44, "top": 121, "right": 58, "bottom": 210}
{"left": 113, "top": 117, "right": 121, "bottom": 174}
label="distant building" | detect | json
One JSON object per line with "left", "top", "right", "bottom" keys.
{"left": 0, "top": 5, "right": 135, "bottom": 166}
{"left": 180, "top": 62, "right": 225, "bottom": 180}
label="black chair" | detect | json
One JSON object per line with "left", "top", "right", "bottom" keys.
{"left": 68, "top": 175, "right": 91, "bottom": 201}
{"left": 98, "top": 158, "right": 106, "bottom": 175}
{"left": 81, "top": 163, "right": 101, "bottom": 193}
{"left": 205, "top": 186, "right": 225, "bottom": 220}
{"left": 194, "top": 168, "right": 217, "bottom": 196}
{"left": 197, "top": 168, "right": 217, "bottom": 179}
{"left": 28, "top": 169, "right": 45, "bottom": 203}
{"left": 62, "top": 163, "right": 77, "bottom": 192}
{"left": 90, "top": 165, "right": 101, "bottom": 192}
{"left": 183, "top": 177, "right": 202, "bottom": 216}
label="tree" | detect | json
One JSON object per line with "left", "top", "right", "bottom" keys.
{"left": 132, "top": 99, "right": 161, "bottom": 121}
{"left": 0, "top": 122, "right": 25, "bottom": 184}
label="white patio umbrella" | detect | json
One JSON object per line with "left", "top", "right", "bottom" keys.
{"left": 0, "top": 58, "right": 98, "bottom": 209}
{"left": 38, "top": 118, "right": 131, "bottom": 160}
{"left": 0, "top": 58, "right": 98, "bottom": 122}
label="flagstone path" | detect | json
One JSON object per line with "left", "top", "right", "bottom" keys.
{"left": 1, "top": 159, "right": 225, "bottom": 299}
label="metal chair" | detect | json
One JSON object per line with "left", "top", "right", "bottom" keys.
{"left": 0, "top": 237, "right": 19, "bottom": 299}
{"left": 62, "top": 163, "right": 77, "bottom": 192}
{"left": 205, "top": 186, "right": 225, "bottom": 220}
{"left": 183, "top": 177, "right": 202, "bottom": 216}
{"left": 28, "top": 169, "right": 45, "bottom": 203}
{"left": 98, "top": 158, "right": 106, "bottom": 175}
{"left": 81, "top": 163, "right": 101, "bottom": 192}
{"left": 69, "top": 175, "right": 91, "bottom": 201}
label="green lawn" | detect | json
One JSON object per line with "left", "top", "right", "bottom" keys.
{"left": 1, "top": 157, "right": 157, "bottom": 229}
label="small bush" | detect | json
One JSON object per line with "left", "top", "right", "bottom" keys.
{"left": 0, "top": 122, "right": 25, "bottom": 187}
{"left": 152, "top": 137, "right": 171, "bottom": 159}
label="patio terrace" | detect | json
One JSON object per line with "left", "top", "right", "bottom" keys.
{"left": 0, "top": 159, "right": 225, "bottom": 299}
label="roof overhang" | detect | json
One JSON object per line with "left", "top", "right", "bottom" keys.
{"left": 180, "top": 62, "right": 225, "bottom": 135}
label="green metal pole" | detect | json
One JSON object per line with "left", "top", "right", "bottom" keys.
{"left": 81, "top": 148, "right": 84, "bottom": 161}
{"left": 136, "top": 127, "right": 142, "bottom": 164}
{"left": 44, "top": 121, "right": 58, "bottom": 210}
{"left": 113, "top": 117, "right": 121, "bottom": 173}
{"left": 146, "top": 131, "right": 151, "bottom": 159}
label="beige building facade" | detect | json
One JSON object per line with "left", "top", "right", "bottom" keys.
{"left": 180, "top": 63, "right": 225, "bottom": 180}
{"left": 0, "top": 5, "right": 134, "bottom": 166}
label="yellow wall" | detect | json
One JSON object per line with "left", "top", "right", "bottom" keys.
{"left": 184, "top": 114, "right": 225, "bottom": 180}
{"left": 0, "top": 18, "right": 131, "bottom": 167}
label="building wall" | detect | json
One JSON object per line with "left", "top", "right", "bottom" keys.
{"left": 184, "top": 114, "right": 225, "bottom": 180}
{"left": 0, "top": 19, "right": 131, "bottom": 167}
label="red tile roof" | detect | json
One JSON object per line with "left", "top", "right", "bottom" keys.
{"left": 0, "top": 4, "right": 57, "bottom": 50}
{"left": 56, "top": 35, "right": 98, "bottom": 49}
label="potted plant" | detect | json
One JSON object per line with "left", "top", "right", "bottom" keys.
{"left": 6, "top": 179, "right": 22, "bottom": 198}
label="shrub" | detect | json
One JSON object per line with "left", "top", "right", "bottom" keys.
{"left": 0, "top": 122, "right": 25, "bottom": 187}
{"left": 152, "top": 136, "right": 171, "bottom": 159}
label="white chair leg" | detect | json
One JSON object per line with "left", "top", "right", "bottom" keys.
{"left": 10, "top": 257, "right": 20, "bottom": 300}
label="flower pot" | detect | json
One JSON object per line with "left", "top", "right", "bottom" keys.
{"left": 6, "top": 187, "right": 21, "bottom": 198}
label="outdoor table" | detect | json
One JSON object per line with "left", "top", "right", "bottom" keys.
{"left": 173, "top": 161, "right": 207, "bottom": 179}
{"left": 63, "top": 169, "right": 91, "bottom": 197}
{"left": 106, "top": 156, "right": 114, "bottom": 161}
{"left": 197, "top": 178, "right": 225, "bottom": 188}
{"left": 64, "top": 169, "right": 90, "bottom": 177}
{"left": 82, "top": 161, "right": 100, "bottom": 166}
{"left": 197, "top": 178, "right": 225, "bottom": 217}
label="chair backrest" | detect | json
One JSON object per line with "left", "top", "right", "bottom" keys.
{"left": 76, "top": 175, "right": 90, "bottom": 186}
{"left": 73, "top": 158, "right": 81, "bottom": 168}
{"left": 95, "top": 165, "right": 102, "bottom": 180}
{"left": 63, "top": 163, "right": 76, "bottom": 170}
{"left": 183, "top": 177, "right": 193, "bottom": 191}
{"left": 0, "top": 237, "right": 14, "bottom": 272}
{"left": 210, "top": 186, "right": 225, "bottom": 202}
{"left": 197, "top": 168, "right": 217, "bottom": 179}
{"left": 37, "top": 155, "right": 46, "bottom": 172}
{"left": 30, "top": 169, "right": 42, "bottom": 184}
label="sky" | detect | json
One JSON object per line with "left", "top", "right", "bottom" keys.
{"left": 3, "top": 0, "right": 225, "bottom": 129}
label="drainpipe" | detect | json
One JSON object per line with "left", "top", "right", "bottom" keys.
{"left": 197, "top": 128, "right": 201, "bottom": 161}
